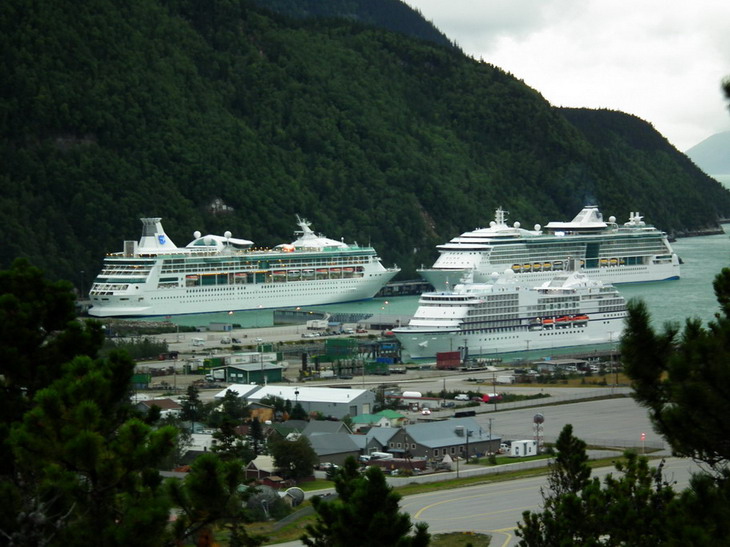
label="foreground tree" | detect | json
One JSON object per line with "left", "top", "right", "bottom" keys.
{"left": 168, "top": 453, "right": 264, "bottom": 546}
{"left": 621, "top": 268, "right": 730, "bottom": 472}
{"left": 0, "top": 260, "right": 177, "bottom": 545}
{"left": 519, "top": 268, "right": 730, "bottom": 545}
{"left": 302, "top": 457, "right": 430, "bottom": 546}
{"left": 518, "top": 425, "right": 676, "bottom": 546}
{"left": 0, "top": 261, "right": 260, "bottom": 545}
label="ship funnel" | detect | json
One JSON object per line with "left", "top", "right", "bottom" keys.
{"left": 138, "top": 218, "right": 177, "bottom": 252}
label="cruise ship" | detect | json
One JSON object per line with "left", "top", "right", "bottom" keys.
{"left": 418, "top": 206, "right": 680, "bottom": 291}
{"left": 88, "top": 216, "right": 399, "bottom": 317}
{"left": 393, "top": 265, "right": 627, "bottom": 360}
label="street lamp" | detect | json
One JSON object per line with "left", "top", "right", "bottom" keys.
{"left": 465, "top": 429, "right": 473, "bottom": 464}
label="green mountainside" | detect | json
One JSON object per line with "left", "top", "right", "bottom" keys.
{"left": 252, "top": 0, "right": 456, "bottom": 49}
{"left": 2, "top": 0, "right": 729, "bottom": 291}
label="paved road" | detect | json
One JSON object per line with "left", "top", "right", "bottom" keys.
{"left": 270, "top": 457, "right": 699, "bottom": 547}
{"left": 400, "top": 457, "right": 699, "bottom": 547}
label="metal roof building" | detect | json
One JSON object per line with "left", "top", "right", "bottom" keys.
{"left": 216, "top": 384, "right": 376, "bottom": 419}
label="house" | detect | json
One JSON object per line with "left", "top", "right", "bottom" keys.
{"left": 351, "top": 409, "right": 408, "bottom": 432}
{"left": 302, "top": 421, "right": 352, "bottom": 436}
{"left": 349, "top": 427, "right": 399, "bottom": 457}
{"left": 385, "top": 417, "right": 500, "bottom": 461}
{"left": 135, "top": 398, "right": 182, "bottom": 418}
{"left": 248, "top": 402, "right": 275, "bottom": 424}
{"left": 375, "top": 409, "right": 408, "bottom": 427}
{"left": 350, "top": 413, "right": 390, "bottom": 432}
{"left": 245, "top": 455, "right": 277, "bottom": 481}
{"left": 266, "top": 420, "right": 308, "bottom": 442}
{"left": 510, "top": 439, "right": 538, "bottom": 457}
{"left": 306, "top": 433, "right": 361, "bottom": 466}
{"left": 218, "top": 384, "right": 376, "bottom": 420}
{"left": 301, "top": 421, "right": 358, "bottom": 466}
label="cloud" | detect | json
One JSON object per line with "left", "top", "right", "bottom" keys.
{"left": 404, "top": 0, "right": 730, "bottom": 150}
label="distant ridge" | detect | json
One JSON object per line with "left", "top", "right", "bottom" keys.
{"left": 686, "top": 131, "right": 730, "bottom": 175}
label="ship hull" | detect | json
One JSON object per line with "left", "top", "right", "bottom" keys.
{"left": 419, "top": 260, "right": 680, "bottom": 291}
{"left": 88, "top": 269, "right": 397, "bottom": 317}
{"left": 395, "top": 318, "right": 623, "bottom": 360}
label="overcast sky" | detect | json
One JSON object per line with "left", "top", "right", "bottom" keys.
{"left": 404, "top": 0, "right": 730, "bottom": 151}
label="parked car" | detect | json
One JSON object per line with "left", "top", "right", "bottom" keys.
{"left": 441, "top": 401, "right": 456, "bottom": 408}
{"left": 421, "top": 408, "right": 432, "bottom": 415}
{"left": 454, "top": 394, "right": 470, "bottom": 401}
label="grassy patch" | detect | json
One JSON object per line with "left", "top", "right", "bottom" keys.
{"left": 297, "top": 479, "right": 332, "bottom": 491}
{"left": 431, "top": 531, "right": 491, "bottom": 546}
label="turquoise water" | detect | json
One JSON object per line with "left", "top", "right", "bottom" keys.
{"left": 156, "top": 226, "right": 730, "bottom": 331}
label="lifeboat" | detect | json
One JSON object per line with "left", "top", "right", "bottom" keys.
{"left": 543, "top": 262, "right": 552, "bottom": 270}
{"left": 522, "top": 264, "right": 532, "bottom": 271}
{"left": 609, "top": 258, "right": 618, "bottom": 265}
{"left": 533, "top": 263, "right": 542, "bottom": 271}
{"left": 542, "top": 318, "right": 555, "bottom": 325}
{"left": 573, "top": 315, "right": 589, "bottom": 321}
{"left": 512, "top": 264, "right": 522, "bottom": 272}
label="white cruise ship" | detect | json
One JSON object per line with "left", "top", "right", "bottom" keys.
{"left": 393, "top": 266, "right": 627, "bottom": 360}
{"left": 88, "top": 216, "right": 399, "bottom": 317}
{"left": 418, "top": 206, "right": 680, "bottom": 291}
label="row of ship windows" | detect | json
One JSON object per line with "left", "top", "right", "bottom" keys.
{"left": 461, "top": 318, "right": 621, "bottom": 336}
{"left": 160, "top": 257, "right": 371, "bottom": 273}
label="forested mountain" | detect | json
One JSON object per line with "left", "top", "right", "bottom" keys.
{"left": 252, "top": 0, "right": 456, "bottom": 49}
{"left": 2, "top": 0, "right": 729, "bottom": 292}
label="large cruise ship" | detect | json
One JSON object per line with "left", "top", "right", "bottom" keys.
{"left": 418, "top": 206, "right": 680, "bottom": 291}
{"left": 88, "top": 216, "right": 399, "bottom": 317}
{"left": 393, "top": 266, "right": 627, "bottom": 360}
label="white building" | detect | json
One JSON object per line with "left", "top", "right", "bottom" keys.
{"left": 217, "top": 384, "right": 375, "bottom": 419}
{"left": 510, "top": 439, "right": 537, "bottom": 457}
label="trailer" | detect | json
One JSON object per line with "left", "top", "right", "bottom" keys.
{"left": 436, "top": 351, "right": 461, "bottom": 369}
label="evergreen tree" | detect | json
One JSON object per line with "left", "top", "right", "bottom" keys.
{"left": 250, "top": 417, "right": 264, "bottom": 456}
{"left": 547, "top": 424, "right": 592, "bottom": 497}
{"left": 167, "top": 453, "right": 264, "bottom": 546}
{"left": 180, "top": 384, "right": 204, "bottom": 432}
{"left": 290, "top": 402, "right": 308, "bottom": 420}
{"left": 518, "top": 447, "right": 676, "bottom": 545}
{"left": 269, "top": 436, "right": 317, "bottom": 481}
{"left": 621, "top": 268, "right": 730, "bottom": 472}
{"left": 0, "top": 260, "right": 176, "bottom": 545}
{"left": 0, "top": 261, "right": 262, "bottom": 545}
{"left": 302, "top": 457, "right": 430, "bottom": 546}
{"left": 519, "top": 267, "right": 730, "bottom": 545}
